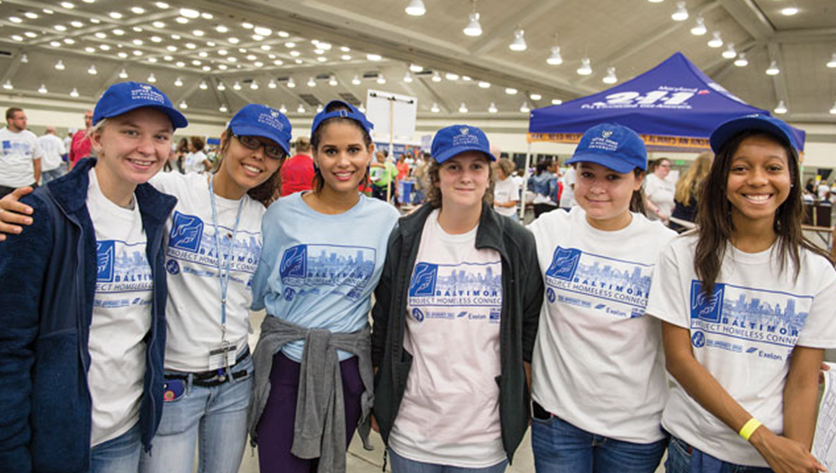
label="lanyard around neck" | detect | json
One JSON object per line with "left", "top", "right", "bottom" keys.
{"left": 208, "top": 176, "right": 245, "bottom": 342}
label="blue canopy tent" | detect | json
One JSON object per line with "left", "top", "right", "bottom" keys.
{"left": 528, "top": 52, "right": 805, "bottom": 152}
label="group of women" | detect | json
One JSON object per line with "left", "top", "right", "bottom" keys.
{"left": 0, "top": 81, "right": 833, "bottom": 473}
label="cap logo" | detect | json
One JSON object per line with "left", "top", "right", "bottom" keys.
{"left": 257, "top": 112, "right": 285, "bottom": 131}
{"left": 141, "top": 85, "right": 152, "bottom": 91}
{"left": 271, "top": 111, "right": 279, "bottom": 118}
{"left": 460, "top": 127, "right": 469, "bottom": 135}
{"left": 602, "top": 130, "right": 613, "bottom": 138}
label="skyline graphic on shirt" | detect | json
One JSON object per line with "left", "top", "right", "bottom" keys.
{"left": 167, "top": 211, "right": 262, "bottom": 275}
{"left": 690, "top": 280, "right": 811, "bottom": 349}
{"left": 279, "top": 244, "right": 377, "bottom": 300}
{"left": 95, "top": 240, "right": 152, "bottom": 308}
{"left": 408, "top": 261, "right": 502, "bottom": 307}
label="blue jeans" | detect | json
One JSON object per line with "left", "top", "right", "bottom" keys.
{"left": 89, "top": 422, "right": 142, "bottom": 473}
{"left": 138, "top": 356, "right": 253, "bottom": 473}
{"left": 41, "top": 166, "right": 65, "bottom": 184}
{"left": 665, "top": 436, "right": 773, "bottom": 473}
{"left": 388, "top": 448, "right": 508, "bottom": 473}
{"left": 531, "top": 412, "right": 666, "bottom": 473}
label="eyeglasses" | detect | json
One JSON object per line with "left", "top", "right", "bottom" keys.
{"left": 234, "top": 134, "right": 285, "bottom": 160}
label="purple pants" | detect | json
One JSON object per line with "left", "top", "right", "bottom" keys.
{"left": 256, "top": 352, "right": 364, "bottom": 473}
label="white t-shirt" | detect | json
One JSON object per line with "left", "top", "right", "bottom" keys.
{"left": 818, "top": 183, "right": 830, "bottom": 200}
{"left": 646, "top": 235, "right": 836, "bottom": 466}
{"left": 184, "top": 151, "right": 209, "bottom": 174}
{"left": 36, "top": 134, "right": 66, "bottom": 172}
{"left": 644, "top": 173, "right": 675, "bottom": 221}
{"left": 559, "top": 167, "right": 576, "bottom": 209}
{"left": 0, "top": 127, "right": 41, "bottom": 187}
{"left": 529, "top": 206, "right": 676, "bottom": 443}
{"left": 390, "top": 209, "right": 506, "bottom": 468}
{"left": 151, "top": 172, "right": 265, "bottom": 371}
{"left": 86, "top": 169, "right": 152, "bottom": 447}
{"left": 493, "top": 177, "right": 519, "bottom": 217}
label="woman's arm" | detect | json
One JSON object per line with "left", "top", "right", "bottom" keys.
{"left": 782, "top": 346, "right": 823, "bottom": 449}
{"left": 662, "top": 322, "right": 825, "bottom": 473}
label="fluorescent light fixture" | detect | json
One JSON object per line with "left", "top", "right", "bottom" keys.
{"left": 55, "top": 60, "right": 65, "bottom": 70}
{"left": 268, "top": 79, "right": 277, "bottom": 89}
{"left": 478, "top": 81, "right": 490, "bottom": 89}
{"left": 722, "top": 44, "right": 737, "bottom": 59}
{"left": 431, "top": 103, "right": 440, "bottom": 113}
{"left": 672, "top": 2, "right": 689, "bottom": 21}
{"left": 403, "top": 71, "right": 413, "bottom": 83}
{"left": 459, "top": 103, "right": 468, "bottom": 113}
{"left": 38, "top": 84, "right": 48, "bottom": 94}
{"left": 329, "top": 76, "right": 338, "bottom": 86}
{"left": 734, "top": 53, "right": 748, "bottom": 67}
{"left": 119, "top": 69, "right": 129, "bottom": 79}
{"left": 602, "top": 67, "right": 617, "bottom": 84}
{"left": 405, "top": 0, "right": 426, "bottom": 16}
{"left": 70, "top": 88, "right": 79, "bottom": 97}
{"left": 219, "top": 104, "right": 228, "bottom": 113}
{"left": 577, "top": 57, "right": 592, "bottom": 75}
{"left": 233, "top": 81, "right": 242, "bottom": 90}
{"left": 147, "top": 73, "right": 156, "bottom": 83}
{"left": 509, "top": 28, "right": 526, "bottom": 51}
{"left": 691, "top": 16, "right": 707, "bottom": 35}
{"left": 552, "top": 99, "right": 563, "bottom": 105}
{"left": 707, "top": 32, "right": 723, "bottom": 48}
{"left": 488, "top": 102, "right": 497, "bottom": 113}
{"left": 307, "top": 77, "right": 316, "bottom": 87}
{"left": 520, "top": 102, "right": 530, "bottom": 113}
{"left": 409, "top": 64, "right": 423, "bottom": 72}
{"left": 432, "top": 71, "right": 441, "bottom": 82}
{"left": 766, "top": 60, "right": 780, "bottom": 75}
{"left": 547, "top": 46, "right": 563, "bottom": 65}
{"left": 463, "top": 13, "right": 482, "bottom": 37}
{"left": 505, "top": 87, "right": 518, "bottom": 95}
{"left": 826, "top": 53, "right": 836, "bottom": 68}
{"left": 174, "top": 77, "right": 183, "bottom": 87}
{"left": 774, "top": 100, "right": 787, "bottom": 114}
{"left": 352, "top": 75, "right": 361, "bottom": 85}
{"left": 781, "top": 6, "right": 798, "bottom": 16}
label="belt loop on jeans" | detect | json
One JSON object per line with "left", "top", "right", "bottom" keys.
{"left": 186, "top": 373, "right": 194, "bottom": 395}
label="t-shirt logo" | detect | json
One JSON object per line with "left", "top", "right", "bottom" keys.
{"left": 97, "top": 241, "right": 115, "bottom": 282}
{"left": 169, "top": 211, "right": 204, "bottom": 252}
{"left": 280, "top": 245, "right": 307, "bottom": 278}
{"left": 409, "top": 262, "right": 438, "bottom": 297}
{"left": 545, "top": 247, "right": 581, "bottom": 281}
{"left": 279, "top": 244, "right": 376, "bottom": 301}
{"left": 690, "top": 281, "right": 724, "bottom": 323}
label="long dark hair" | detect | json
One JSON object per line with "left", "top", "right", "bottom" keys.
{"left": 215, "top": 129, "right": 284, "bottom": 207}
{"left": 310, "top": 102, "right": 373, "bottom": 192}
{"left": 630, "top": 168, "right": 647, "bottom": 215}
{"left": 694, "top": 131, "right": 832, "bottom": 296}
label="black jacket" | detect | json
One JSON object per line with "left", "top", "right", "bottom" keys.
{"left": 371, "top": 203, "right": 544, "bottom": 463}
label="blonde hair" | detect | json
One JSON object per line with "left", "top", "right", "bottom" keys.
{"left": 674, "top": 152, "right": 713, "bottom": 205}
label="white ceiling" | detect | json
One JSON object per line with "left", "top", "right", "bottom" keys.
{"left": 0, "top": 0, "right": 834, "bottom": 123}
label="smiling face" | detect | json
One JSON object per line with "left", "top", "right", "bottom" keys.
{"left": 436, "top": 151, "right": 491, "bottom": 210}
{"left": 215, "top": 131, "right": 284, "bottom": 198}
{"left": 90, "top": 107, "right": 172, "bottom": 188}
{"left": 312, "top": 121, "right": 373, "bottom": 196}
{"left": 574, "top": 161, "right": 642, "bottom": 231}
{"left": 726, "top": 134, "right": 791, "bottom": 230}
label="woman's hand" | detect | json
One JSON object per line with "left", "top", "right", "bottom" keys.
{"left": 370, "top": 414, "right": 380, "bottom": 433}
{"left": 0, "top": 187, "right": 34, "bottom": 242}
{"left": 750, "top": 427, "right": 826, "bottom": 473}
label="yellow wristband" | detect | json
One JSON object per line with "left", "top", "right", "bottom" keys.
{"left": 739, "top": 418, "right": 762, "bottom": 441}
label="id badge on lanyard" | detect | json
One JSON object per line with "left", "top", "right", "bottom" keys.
{"left": 208, "top": 177, "right": 244, "bottom": 372}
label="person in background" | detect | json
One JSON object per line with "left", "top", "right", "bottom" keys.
{"left": 37, "top": 126, "right": 67, "bottom": 184}
{"left": 669, "top": 152, "right": 713, "bottom": 233}
{"left": 647, "top": 115, "right": 834, "bottom": 473}
{"left": 644, "top": 157, "right": 675, "bottom": 222}
{"left": 0, "top": 107, "right": 41, "bottom": 199}
{"left": 174, "top": 137, "right": 189, "bottom": 174}
{"left": 817, "top": 179, "right": 830, "bottom": 201}
{"left": 396, "top": 154, "right": 410, "bottom": 181}
{"left": 559, "top": 163, "right": 576, "bottom": 210}
{"left": 412, "top": 152, "right": 431, "bottom": 204}
{"left": 69, "top": 109, "right": 94, "bottom": 169}
{"left": 371, "top": 150, "right": 398, "bottom": 202}
{"left": 528, "top": 159, "right": 558, "bottom": 218}
{"left": 280, "top": 136, "right": 314, "bottom": 197}
{"left": 372, "top": 124, "right": 542, "bottom": 473}
{"left": 493, "top": 158, "right": 520, "bottom": 221}
{"left": 184, "top": 136, "right": 210, "bottom": 174}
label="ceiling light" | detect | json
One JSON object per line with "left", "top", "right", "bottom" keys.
{"left": 262, "top": 79, "right": 274, "bottom": 89}
{"left": 431, "top": 103, "right": 440, "bottom": 113}
{"left": 113, "top": 28, "right": 125, "bottom": 35}
{"left": 377, "top": 74, "right": 386, "bottom": 84}
{"left": 109, "top": 12, "right": 122, "bottom": 19}
{"left": 55, "top": 60, "right": 65, "bottom": 70}
{"left": 478, "top": 81, "right": 490, "bottom": 89}
{"left": 297, "top": 104, "right": 305, "bottom": 113}
{"left": 131, "top": 6, "right": 145, "bottom": 14}
{"left": 520, "top": 102, "right": 531, "bottom": 113}
{"left": 133, "top": 39, "right": 144, "bottom": 45}
{"left": 506, "top": 87, "right": 518, "bottom": 95}
{"left": 722, "top": 44, "right": 737, "bottom": 59}
{"left": 254, "top": 26, "right": 272, "bottom": 36}
{"left": 195, "top": 80, "right": 206, "bottom": 90}
{"left": 287, "top": 78, "right": 296, "bottom": 88}
{"left": 156, "top": 2, "right": 170, "bottom": 9}
{"left": 781, "top": 6, "right": 798, "bottom": 16}
{"left": 118, "top": 69, "right": 128, "bottom": 79}
{"left": 179, "top": 100, "right": 187, "bottom": 109}
{"left": 261, "top": 45, "right": 272, "bottom": 51}
{"left": 85, "top": 47, "right": 96, "bottom": 53}
{"left": 24, "top": 32, "right": 38, "bottom": 38}
{"left": 278, "top": 31, "right": 289, "bottom": 37}
{"left": 317, "top": 105, "right": 324, "bottom": 113}
{"left": 647, "top": 0, "right": 664, "bottom": 3}
{"left": 409, "top": 63, "right": 423, "bottom": 72}
{"left": 70, "top": 88, "right": 79, "bottom": 97}
{"left": 462, "top": 76, "right": 472, "bottom": 81}
{"left": 552, "top": 99, "right": 563, "bottom": 105}
{"left": 459, "top": 103, "right": 468, "bottom": 113}
{"left": 329, "top": 76, "right": 338, "bottom": 86}
{"left": 175, "top": 17, "right": 188, "bottom": 24}
{"left": 403, "top": 71, "right": 413, "bottom": 83}
{"left": 133, "top": 50, "right": 143, "bottom": 56}
{"left": 233, "top": 81, "right": 242, "bottom": 90}
{"left": 153, "top": 21, "right": 165, "bottom": 28}
{"left": 734, "top": 53, "right": 749, "bottom": 67}
{"left": 307, "top": 77, "right": 316, "bottom": 87}
{"left": 341, "top": 55, "right": 352, "bottom": 61}
{"left": 179, "top": 8, "right": 200, "bottom": 18}
{"left": 547, "top": 46, "right": 563, "bottom": 66}
{"left": 774, "top": 100, "right": 787, "bottom": 114}
{"left": 464, "top": 12, "right": 482, "bottom": 36}
{"left": 708, "top": 31, "right": 723, "bottom": 48}
{"left": 2, "top": 80, "right": 12, "bottom": 90}
{"left": 766, "top": 60, "right": 780, "bottom": 75}
{"left": 367, "top": 53, "right": 382, "bottom": 61}
{"left": 50, "top": 41, "right": 62, "bottom": 47}
{"left": 509, "top": 28, "right": 527, "bottom": 51}
{"left": 830, "top": 100, "right": 836, "bottom": 115}
{"left": 151, "top": 36, "right": 162, "bottom": 43}
{"left": 577, "top": 57, "right": 592, "bottom": 75}
{"left": 316, "top": 57, "right": 327, "bottom": 63}
{"left": 25, "top": 12, "right": 38, "bottom": 19}
{"left": 445, "top": 72, "right": 460, "bottom": 81}
{"left": 38, "top": 84, "right": 48, "bottom": 94}
{"left": 9, "top": 16, "right": 22, "bottom": 23}
{"left": 118, "top": 52, "right": 128, "bottom": 58}
{"left": 242, "top": 22, "right": 253, "bottom": 29}
{"left": 691, "top": 16, "right": 707, "bottom": 35}
{"left": 60, "top": 2, "right": 75, "bottom": 9}
{"left": 147, "top": 73, "right": 156, "bottom": 83}
{"left": 432, "top": 71, "right": 442, "bottom": 82}
{"left": 87, "top": 65, "right": 97, "bottom": 75}
{"left": 672, "top": 2, "right": 689, "bottom": 21}
{"left": 174, "top": 77, "right": 183, "bottom": 87}
{"left": 55, "top": 25, "right": 67, "bottom": 31}
{"left": 279, "top": 104, "right": 287, "bottom": 113}
{"left": 530, "top": 93, "right": 542, "bottom": 101}
{"left": 217, "top": 81, "right": 226, "bottom": 90}
{"left": 603, "top": 67, "right": 617, "bottom": 84}
{"left": 43, "top": 8, "right": 55, "bottom": 14}
{"left": 488, "top": 103, "right": 498, "bottom": 113}
{"left": 352, "top": 75, "right": 361, "bottom": 85}
{"left": 405, "top": 0, "right": 426, "bottom": 16}
{"left": 219, "top": 104, "right": 228, "bottom": 113}
{"left": 250, "top": 81, "right": 259, "bottom": 90}
{"left": 192, "top": 29, "right": 204, "bottom": 36}
{"left": 826, "top": 53, "right": 836, "bottom": 68}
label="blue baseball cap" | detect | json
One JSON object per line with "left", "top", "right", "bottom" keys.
{"left": 93, "top": 81, "right": 188, "bottom": 129}
{"left": 431, "top": 124, "right": 496, "bottom": 164}
{"left": 566, "top": 123, "right": 647, "bottom": 173}
{"left": 710, "top": 114, "right": 799, "bottom": 154}
{"left": 228, "top": 104, "right": 293, "bottom": 156}
{"left": 311, "top": 100, "right": 374, "bottom": 135}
